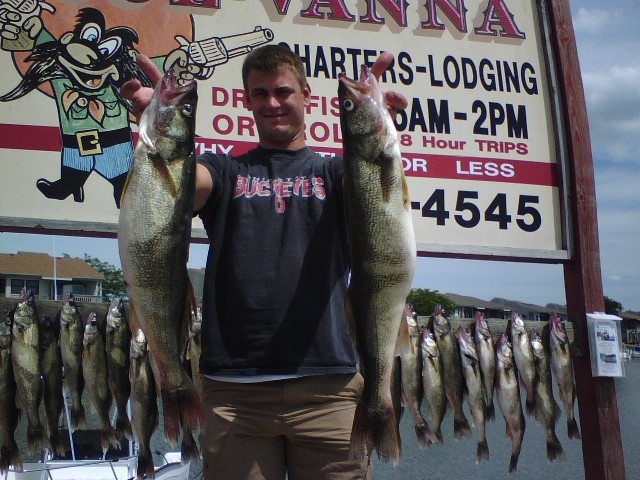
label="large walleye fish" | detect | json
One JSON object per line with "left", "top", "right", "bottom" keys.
{"left": 430, "top": 305, "right": 471, "bottom": 439}
{"left": 510, "top": 311, "right": 537, "bottom": 415}
{"left": 456, "top": 326, "right": 489, "bottom": 463}
{"left": 59, "top": 293, "right": 86, "bottom": 431}
{"left": 39, "top": 314, "right": 65, "bottom": 456}
{"left": 530, "top": 329, "right": 566, "bottom": 461}
{"left": 474, "top": 311, "right": 496, "bottom": 421}
{"left": 420, "top": 328, "right": 446, "bottom": 443}
{"left": 395, "top": 304, "right": 438, "bottom": 448}
{"left": 11, "top": 288, "right": 45, "bottom": 453}
{"left": 549, "top": 313, "right": 581, "bottom": 440}
{"left": 339, "top": 65, "right": 416, "bottom": 464}
{"left": 82, "top": 312, "right": 120, "bottom": 452}
{"left": 130, "top": 322, "right": 159, "bottom": 480}
{"left": 495, "top": 332, "right": 525, "bottom": 474}
{"left": 106, "top": 297, "right": 132, "bottom": 442}
{"left": 0, "top": 310, "right": 22, "bottom": 473}
{"left": 118, "top": 68, "right": 203, "bottom": 447}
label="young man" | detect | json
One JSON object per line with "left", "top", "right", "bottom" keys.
{"left": 122, "top": 44, "right": 407, "bottom": 480}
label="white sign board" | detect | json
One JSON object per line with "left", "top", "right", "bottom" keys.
{"left": 0, "top": 0, "right": 569, "bottom": 259}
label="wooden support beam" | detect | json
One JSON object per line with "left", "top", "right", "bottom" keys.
{"left": 549, "top": 1, "right": 626, "bottom": 479}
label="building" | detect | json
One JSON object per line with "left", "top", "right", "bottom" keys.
{"left": 443, "top": 292, "right": 567, "bottom": 321}
{"left": 0, "top": 251, "right": 104, "bottom": 303}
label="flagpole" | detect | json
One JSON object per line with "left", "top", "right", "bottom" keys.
{"left": 53, "top": 237, "right": 58, "bottom": 301}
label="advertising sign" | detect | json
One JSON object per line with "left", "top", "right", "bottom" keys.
{"left": 0, "top": 0, "right": 570, "bottom": 260}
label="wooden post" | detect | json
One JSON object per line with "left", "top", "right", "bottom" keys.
{"left": 549, "top": 1, "right": 626, "bottom": 479}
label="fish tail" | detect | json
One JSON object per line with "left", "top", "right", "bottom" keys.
{"left": 567, "top": 418, "right": 581, "bottom": 440}
{"left": 177, "top": 377, "right": 205, "bottom": 434}
{"left": 136, "top": 450, "right": 155, "bottom": 480}
{"left": 348, "top": 402, "right": 373, "bottom": 462}
{"left": 71, "top": 404, "right": 87, "bottom": 431}
{"left": 476, "top": 440, "right": 490, "bottom": 463}
{"left": 508, "top": 452, "right": 520, "bottom": 474}
{"left": 161, "top": 390, "right": 182, "bottom": 448}
{"left": 181, "top": 428, "right": 201, "bottom": 463}
{"left": 0, "top": 443, "right": 24, "bottom": 474}
{"left": 525, "top": 396, "right": 536, "bottom": 417}
{"left": 453, "top": 413, "right": 472, "bottom": 439}
{"left": 27, "top": 426, "right": 46, "bottom": 454}
{"left": 485, "top": 401, "right": 496, "bottom": 422}
{"left": 49, "top": 430, "right": 66, "bottom": 457}
{"left": 546, "top": 436, "right": 567, "bottom": 462}
{"left": 433, "top": 426, "right": 444, "bottom": 445}
{"left": 372, "top": 407, "right": 401, "bottom": 466}
{"left": 116, "top": 410, "right": 133, "bottom": 440}
{"left": 101, "top": 426, "right": 121, "bottom": 452}
{"left": 414, "top": 421, "right": 439, "bottom": 448}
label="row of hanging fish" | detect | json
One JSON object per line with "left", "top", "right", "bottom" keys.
{"left": 393, "top": 303, "right": 581, "bottom": 474}
{"left": 0, "top": 289, "right": 202, "bottom": 479}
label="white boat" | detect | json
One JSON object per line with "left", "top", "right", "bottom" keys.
{"left": 5, "top": 450, "right": 189, "bottom": 480}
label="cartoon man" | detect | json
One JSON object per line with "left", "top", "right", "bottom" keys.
{"left": 0, "top": 2, "right": 272, "bottom": 208}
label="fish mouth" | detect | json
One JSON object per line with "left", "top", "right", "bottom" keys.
{"left": 161, "top": 69, "right": 197, "bottom": 103}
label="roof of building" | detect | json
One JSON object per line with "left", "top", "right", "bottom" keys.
{"left": 0, "top": 251, "right": 104, "bottom": 281}
{"left": 443, "top": 293, "right": 567, "bottom": 315}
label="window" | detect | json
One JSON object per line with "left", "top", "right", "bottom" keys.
{"left": 10, "top": 279, "right": 39, "bottom": 295}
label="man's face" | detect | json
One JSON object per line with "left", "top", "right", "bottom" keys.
{"left": 246, "top": 67, "right": 311, "bottom": 150}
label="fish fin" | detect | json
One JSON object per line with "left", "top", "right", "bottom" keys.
{"left": 453, "top": 414, "right": 472, "bottom": 439}
{"left": 401, "top": 170, "right": 411, "bottom": 210}
{"left": 27, "top": 426, "right": 46, "bottom": 454}
{"left": 525, "top": 396, "right": 536, "bottom": 417}
{"left": 476, "top": 440, "right": 490, "bottom": 463}
{"left": 0, "top": 442, "right": 24, "bottom": 474}
{"left": 546, "top": 436, "right": 567, "bottom": 462}
{"left": 49, "top": 430, "right": 66, "bottom": 457}
{"left": 161, "top": 375, "right": 205, "bottom": 448}
{"left": 485, "top": 401, "right": 496, "bottom": 421}
{"left": 567, "top": 418, "right": 581, "bottom": 440}
{"left": 156, "top": 160, "right": 180, "bottom": 198}
{"left": 345, "top": 293, "right": 361, "bottom": 364}
{"left": 116, "top": 410, "right": 133, "bottom": 440}
{"left": 508, "top": 453, "right": 519, "bottom": 474}
{"left": 181, "top": 428, "right": 201, "bottom": 463}
{"left": 414, "top": 421, "right": 440, "bottom": 448}
{"left": 71, "top": 404, "right": 87, "bottom": 431}
{"left": 349, "top": 401, "right": 373, "bottom": 462}
{"left": 136, "top": 450, "right": 155, "bottom": 480}
{"left": 101, "top": 426, "right": 121, "bottom": 452}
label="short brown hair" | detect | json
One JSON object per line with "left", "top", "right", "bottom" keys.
{"left": 242, "top": 44, "right": 307, "bottom": 91}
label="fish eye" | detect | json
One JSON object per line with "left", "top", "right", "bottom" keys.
{"left": 80, "top": 24, "right": 101, "bottom": 43}
{"left": 342, "top": 99, "right": 355, "bottom": 111}
{"left": 182, "top": 103, "right": 194, "bottom": 117}
{"left": 98, "top": 38, "right": 121, "bottom": 57}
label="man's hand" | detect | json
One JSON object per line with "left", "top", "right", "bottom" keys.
{"left": 120, "top": 54, "right": 162, "bottom": 123}
{"left": 371, "top": 51, "right": 408, "bottom": 117}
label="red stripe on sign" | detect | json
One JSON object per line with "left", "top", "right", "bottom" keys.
{"left": 402, "top": 153, "right": 559, "bottom": 187}
{"left": 0, "top": 124, "right": 62, "bottom": 151}
{"left": 1, "top": 124, "right": 557, "bottom": 187}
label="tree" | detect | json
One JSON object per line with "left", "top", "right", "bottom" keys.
{"left": 604, "top": 295, "right": 623, "bottom": 314}
{"left": 83, "top": 254, "right": 128, "bottom": 302}
{"left": 408, "top": 288, "right": 458, "bottom": 318}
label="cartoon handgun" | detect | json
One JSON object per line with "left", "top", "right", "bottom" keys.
{"left": 164, "top": 26, "right": 274, "bottom": 82}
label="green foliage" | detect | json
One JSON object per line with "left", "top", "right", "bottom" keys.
{"left": 408, "top": 288, "right": 458, "bottom": 317}
{"left": 604, "top": 295, "right": 623, "bottom": 314}
{"left": 83, "top": 254, "right": 127, "bottom": 301}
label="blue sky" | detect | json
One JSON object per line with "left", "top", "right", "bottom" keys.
{"left": 1, "top": 0, "right": 638, "bottom": 311}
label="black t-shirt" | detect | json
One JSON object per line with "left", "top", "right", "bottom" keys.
{"left": 197, "top": 146, "right": 358, "bottom": 376}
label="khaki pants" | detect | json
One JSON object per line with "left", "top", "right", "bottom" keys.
{"left": 201, "top": 372, "right": 371, "bottom": 480}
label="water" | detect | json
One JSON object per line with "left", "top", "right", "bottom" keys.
{"left": 13, "top": 361, "right": 640, "bottom": 480}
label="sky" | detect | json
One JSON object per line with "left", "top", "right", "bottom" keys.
{"left": 0, "top": 0, "right": 638, "bottom": 311}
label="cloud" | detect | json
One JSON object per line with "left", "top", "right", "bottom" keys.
{"left": 572, "top": 7, "right": 613, "bottom": 33}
